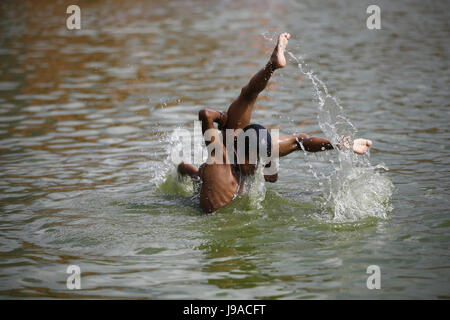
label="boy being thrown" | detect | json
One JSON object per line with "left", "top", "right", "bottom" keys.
{"left": 178, "top": 33, "right": 372, "bottom": 213}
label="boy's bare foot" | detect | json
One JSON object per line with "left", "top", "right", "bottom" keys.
{"left": 270, "top": 33, "right": 291, "bottom": 69}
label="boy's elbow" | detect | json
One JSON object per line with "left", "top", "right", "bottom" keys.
{"left": 199, "top": 109, "right": 214, "bottom": 122}
{"left": 198, "top": 109, "right": 208, "bottom": 121}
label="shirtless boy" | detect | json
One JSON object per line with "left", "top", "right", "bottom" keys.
{"left": 177, "top": 33, "right": 372, "bottom": 213}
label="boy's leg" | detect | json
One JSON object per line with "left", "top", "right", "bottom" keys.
{"left": 225, "top": 33, "right": 291, "bottom": 131}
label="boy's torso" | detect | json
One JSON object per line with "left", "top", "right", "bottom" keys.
{"left": 199, "top": 163, "right": 240, "bottom": 213}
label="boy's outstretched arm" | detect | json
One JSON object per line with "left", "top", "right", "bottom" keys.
{"left": 276, "top": 134, "right": 332, "bottom": 156}
{"left": 276, "top": 134, "right": 372, "bottom": 157}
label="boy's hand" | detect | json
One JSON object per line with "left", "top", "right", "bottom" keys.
{"left": 337, "top": 136, "right": 372, "bottom": 155}
{"left": 352, "top": 138, "right": 372, "bottom": 155}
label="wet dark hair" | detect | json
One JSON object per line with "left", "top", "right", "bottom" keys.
{"left": 242, "top": 124, "right": 272, "bottom": 161}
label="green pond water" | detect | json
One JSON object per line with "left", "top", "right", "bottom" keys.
{"left": 0, "top": 0, "right": 449, "bottom": 298}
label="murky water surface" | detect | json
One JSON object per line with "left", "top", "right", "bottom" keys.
{"left": 0, "top": 0, "right": 449, "bottom": 298}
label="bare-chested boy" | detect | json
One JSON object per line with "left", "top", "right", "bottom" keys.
{"left": 177, "top": 33, "right": 372, "bottom": 213}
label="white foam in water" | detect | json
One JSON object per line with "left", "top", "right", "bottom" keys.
{"left": 242, "top": 163, "right": 267, "bottom": 210}
{"left": 285, "top": 48, "right": 394, "bottom": 221}
{"left": 150, "top": 128, "right": 198, "bottom": 195}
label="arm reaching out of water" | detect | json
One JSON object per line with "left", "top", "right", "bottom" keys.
{"left": 177, "top": 109, "right": 226, "bottom": 179}
{"left": 198, "top": 109, "right": 228, "bottom": 137}
{"left": 276, "top": 134, "right": 372, "bottom": 157}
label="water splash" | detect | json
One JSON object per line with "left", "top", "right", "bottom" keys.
{"left": 262, "top": 32, "right": 394, "bottom": 221}
{"left": 150, "top": 128, "right": 197, "bottom": 196}
{"left": 156, "top": 168, "right": 195, "bottom": 197}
